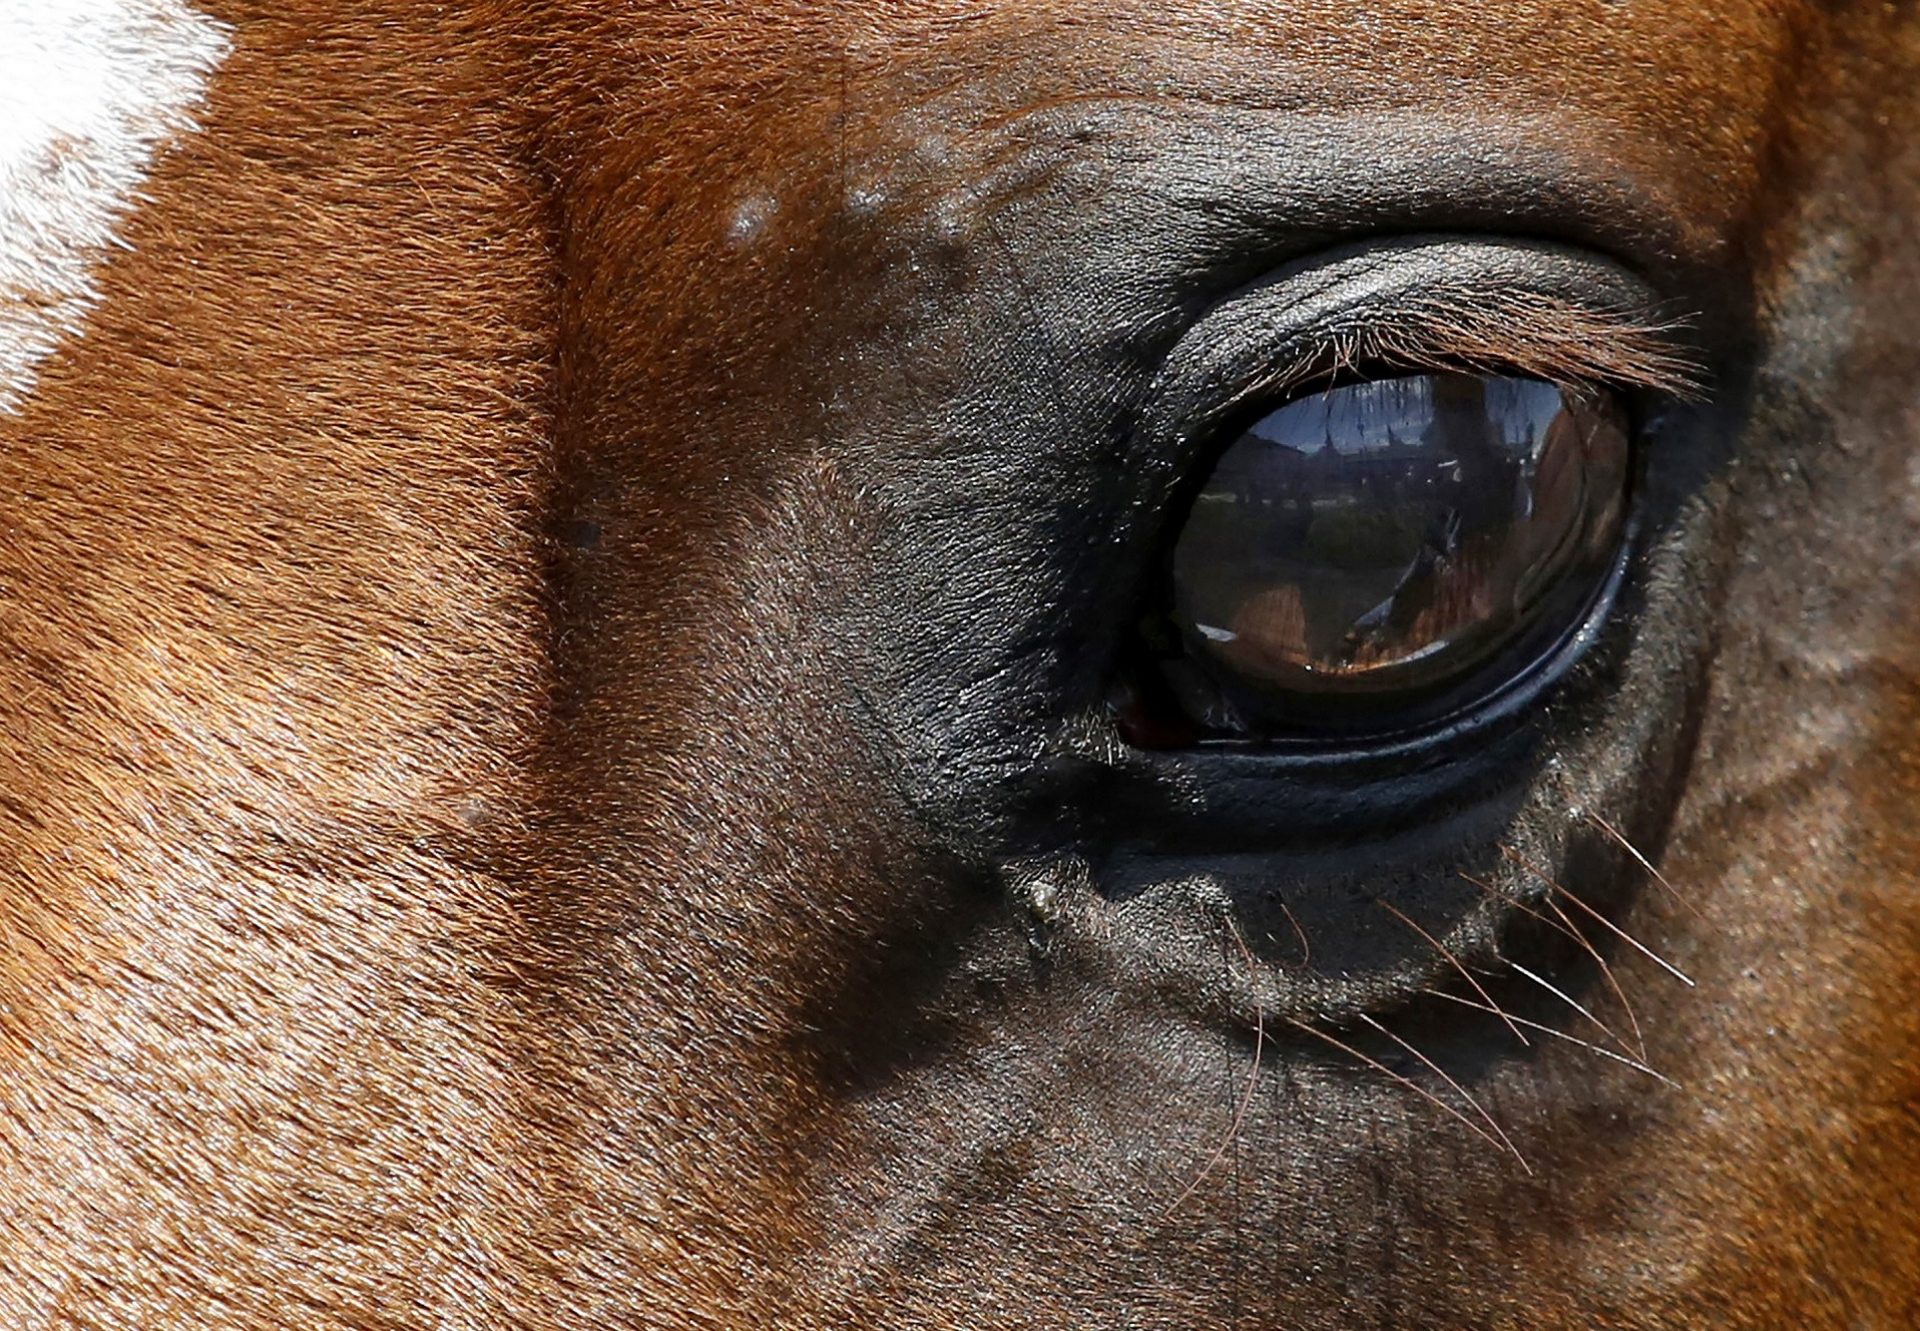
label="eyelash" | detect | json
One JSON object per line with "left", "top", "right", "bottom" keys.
{"left": 1200, "top": 307, "right": 1699, "bottom": 433}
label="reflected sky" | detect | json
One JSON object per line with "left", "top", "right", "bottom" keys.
{"left": 1248, "top": 375, "right": 1568, "bottom": 458}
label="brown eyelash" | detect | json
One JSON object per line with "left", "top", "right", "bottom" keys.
{"left": 1225, "top": 289, "right": 1703, "bottom": 413}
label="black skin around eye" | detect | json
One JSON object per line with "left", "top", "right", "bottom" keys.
{"left": 1128, "top": 372, "right": 1630, "bottom": 743}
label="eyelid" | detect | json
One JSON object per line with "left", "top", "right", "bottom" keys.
{"left": 1140, "top": 236, "right": 1704, "bottom": 463}
{"left": 1275, "top": 288, "right": 1701, "bottom": 400}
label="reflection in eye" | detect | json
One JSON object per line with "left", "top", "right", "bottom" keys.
{"left": 1139, "top": 373, "right": 1630, "bottom": 740}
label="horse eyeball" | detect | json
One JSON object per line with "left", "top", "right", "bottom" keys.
{"left": 1158, "top": 372, "right": 1630, "bottom": 738}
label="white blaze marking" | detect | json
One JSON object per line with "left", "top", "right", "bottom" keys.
{"left": 0, "top": 1, "right": 230, "bottom": 413}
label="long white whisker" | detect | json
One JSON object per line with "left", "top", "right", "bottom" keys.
{"left": 1505, "top": 960, "right": 1633, "bottom": 1053}
{"left": 1504, "top": 847, "right": 1696, "bottom": 988}
{"left": 1583, "top": 809, "right": 1700, "bottom": 919}
{"left": 1420, "top": 989, "right": 1678, "bottom": 1087}
{"left": 1536, "top": 890, "right": 1648, "bottom": 1061}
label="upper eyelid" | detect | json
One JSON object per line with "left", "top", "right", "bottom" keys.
{"left": 1143, "top": 236, "right": 1705, "bottom": 449}
{"left": 1222, "top": 292, "right": 1703, "bottom": 421}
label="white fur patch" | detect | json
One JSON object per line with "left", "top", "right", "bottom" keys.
{"left": 0, "top": 1, "right": 230, "bottom": 414}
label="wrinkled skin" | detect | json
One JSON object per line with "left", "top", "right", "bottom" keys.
{"left": 2, "top": 2, "right": 1918, "bottom": 1327}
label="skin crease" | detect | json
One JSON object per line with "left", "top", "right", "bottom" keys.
{"left": 1, "top": 1, "right": 1918, "bottom": 1328}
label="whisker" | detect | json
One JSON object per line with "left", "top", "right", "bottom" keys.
{"left": 1161, "top": 1003, "right": 1265, "bottom": 1219}
{"left": 1503, "top": 847, "right": 1696, "bottom": 988}
{"left": 1459, "top": 870, "right": 1584, "bottom": 950}
{"left": 1161, "top": 917, "right": 1268, "bottom": 1219}
{"left": 1583, "top": 808, "right": 1701, "bottom": 919}
{"left": 1376, "top": 898, "right": 1528, "bottom": 1048}
{"left": 1535, "top": 890, "right": 1648, "bottom": 1060}
{"left": 1283, "top": 1016, "right": 1517, "bottom": 1166}
{"left": 1277, "top": 898, "right": 1313, "bottom": 970}
{"left": 1462, "top": 868, "right": 1646, "bottom": 1058}
{"left": 1420, "top": 989, "right": 1678, "bottom": 1087}
{"left": 1505, "top": 959, "right": 1633, "bottom": 1053}
{"left": 1355, "top": 1013, "right": 1533, "bottom": 1176}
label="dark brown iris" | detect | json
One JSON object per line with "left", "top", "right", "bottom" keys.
{"left": 1141, "top": 372, "right": 1629, "bottom": 739}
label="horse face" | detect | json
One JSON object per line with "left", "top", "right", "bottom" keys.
{"left": 3, "top": 2, "right": 1918, "bottom": 1326}
{"left": 553, "top": 3, "right": 1920, "bottom": 1323}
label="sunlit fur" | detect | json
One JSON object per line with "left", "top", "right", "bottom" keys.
{"left": 0, "top": 1, "right": 229, "bottom": 411}
{"left": 3, "top": 3, "right": 1919, "bottom": 1327}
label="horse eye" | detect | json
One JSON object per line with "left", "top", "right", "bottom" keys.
{"left": 1129, "top": 372, "right": 1631, "bottom": 742}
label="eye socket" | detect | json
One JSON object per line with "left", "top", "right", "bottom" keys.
{"left": 1120, "top": 372, "right": 1632, "bottom": 744}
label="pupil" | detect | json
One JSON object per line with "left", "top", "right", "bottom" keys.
{"left": 1157, "top": 372, "right": 1629, "bottom": 737}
